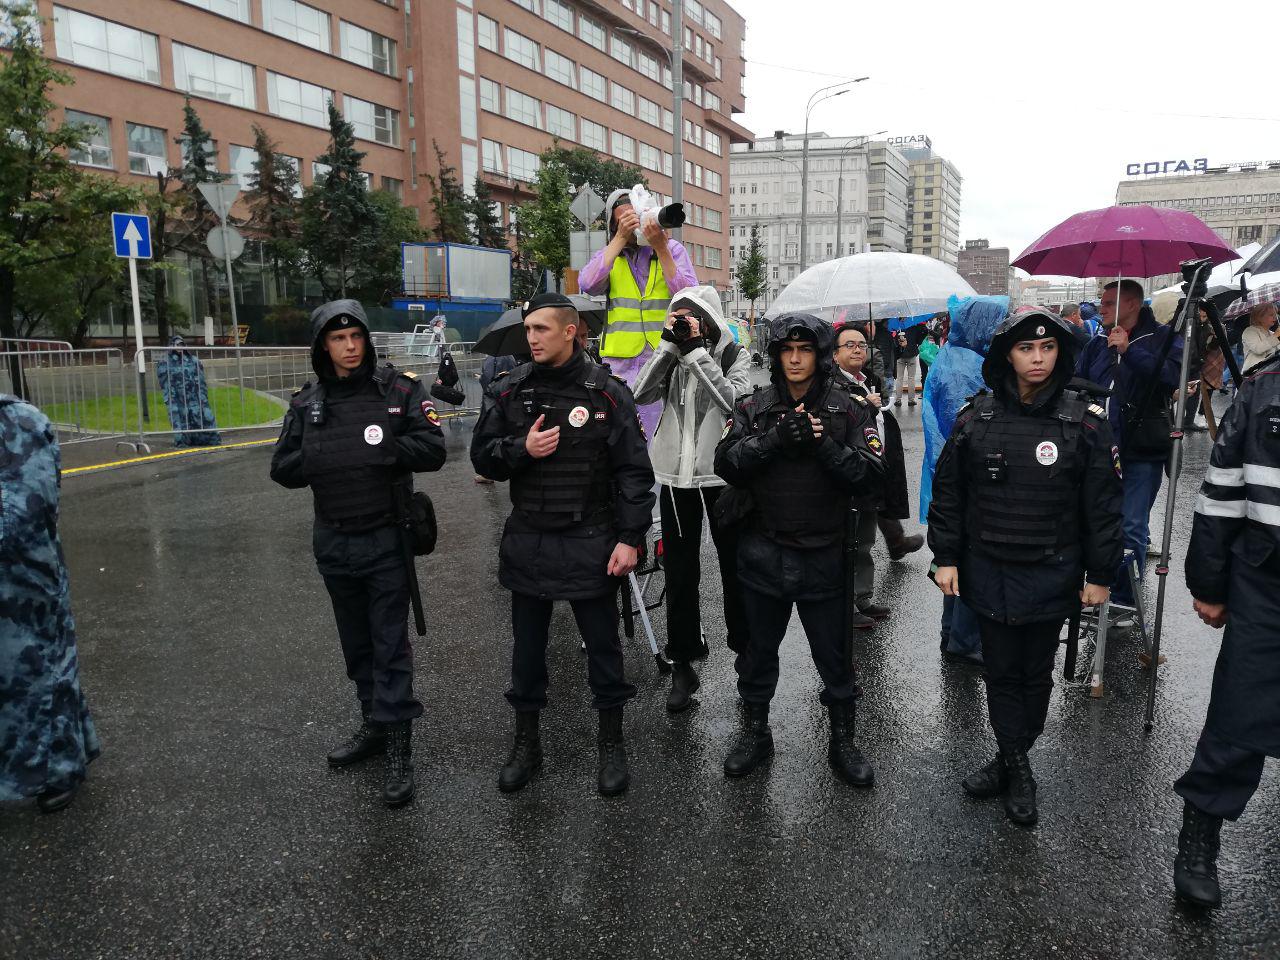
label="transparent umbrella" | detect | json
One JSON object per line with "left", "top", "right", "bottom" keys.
{"left": 763, "top": 252, "right": 977, "bottom": 323}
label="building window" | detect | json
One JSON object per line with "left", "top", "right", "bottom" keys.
{"left": 611, "top": 131, "right": 635, "bottom": 163}
{"left": 706, "top": 246, "right": 722, "bottom": 269}
{"left": 705, "top": 208, "right": 721, "bottom": 231}
{"left": 706, "top": 11, "right": 722, "bottom": 38}
{"left": 52, "top": 7, "right": 160, "bottom": 84}
{"left": 713, "top": 56, "right": 722, "bottom": 80}
{"left": 610, "top": 34, "right": 633, "bottom": 67}
{"left": 545, "top": 104, "right": 575, "bottom": 141}
{"left": 126, "top": 122, "right": 166, "bottom": 175}
{"left": 505, "top": 88, "right": 541, "bottom": 129}
{"left": 544, "top": 49, "right": 575, "bottom": 88}
{"left": 344, "top": 95, "right": 400, "bottom": 146}
{"left": 381, "top": 176, "right": 403, "bottom": 200}
{"left": 341, "top": 21, "right": 396, "bottom": 75}
{"left": 610, "top": 82, "right": 635, "bottom": 114}
{"left": 504, "top": 28, "right": 539, "bottom": 71}
{"left": 66, "top": 111, "right": 112, "bottom": 168}
{"left": 262, "top": 0, "right": 330, "bottom": 52}
{"left": 229, "top": 144, "right": 257, "bottom": 189}
{"left": 705, "top": 92, "right": 721, "bottom": 113}
{"left": 663, "top": 152, "right": 672, "bottom": 176}
{"left": 638, "top": 97, "right": 660, "bottom": 129}
{"left": 578, "top": 14, "right": 605, "bottom": 51}
{"left": 662, "top": 10, "right": 671, "bottom": 34}
{"left": 172, "top": 44, "right": 256, "bottom": 108}
{"left": 481, "top": 138, "right": 504, "bottom": 174}
{"left": 509, "top": 147, "right": 539, "bottom": 182}
{"left": 580, "top": 118, "right": 606, "bottom": 151}
{"left": 479, "top": 77, "right": 500, "bottom": 112}
{"left": 639, "top": 142, "right": 660, "bottom": 172}
{"left": 455, "top": 9, "right": 474, "bottom": 72}
{"left": 580, "top": 66, "right": 606, "bottom": 102}
{"left": 705, "top": 131, "right": 722, "bottom": 157}
{"left": 637, "top": 51, "right": 659, "bottom": 82}
{"left": 542, "top": 0, "right": 573, "bottom": 32}
{"left": 177, "top": 0, "right": 250, "bottom": 21}
{"left": 312, "top": 160, "right": 331, "bottom": 183}
{"left": 705, "top": 170, "right": 722, "bottom": 193}
{"left": 477, "top": 14, "right": 498, "bottom": 51}
{"left": 180, "top": 135, "right": 220, "bottom": 170}
{"left": 662, "top": 108, "right": 673, "bottom": 134}
{"left": 267, "top": 72, "right": 332, "bottom": 127}
{"left": 459, "top": 75, "right": 477, "bottom": 139}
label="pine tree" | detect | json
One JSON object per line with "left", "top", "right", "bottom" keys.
{"left": 522, "top": 155, "right": 574, "bottom": 291}
{"left": 246, "top": 123, "right": 302, "bottom": 299}
{"left": 426, "top": 141, "right": 471, "bottom": 243}
{"left": 468, "top": 176, "right": 506, "bottom": 248}
{"left": 171, "top": 99, "right": 230, "bottom": 338}
{"left": 737, "top": 225, "right": 768, "bottom": 321}
{"left": 299, "top": 102, "right": 377, "bottom": 298}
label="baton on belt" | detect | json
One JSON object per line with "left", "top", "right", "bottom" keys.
{"left": 395, "top": 485, "right": 426, "bottom": 637}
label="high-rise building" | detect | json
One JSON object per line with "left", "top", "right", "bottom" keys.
{"left": 31, "top": 0, "right": 750, "bottom": 304}
{"left": 957, "top": 239, "right": 1011, "bottom": 297}
{"left": 1116, "top": 162, "right": 1280, "bottom": 248}
{"left": 899, "top": 136, "right": 961, "bottom": 266}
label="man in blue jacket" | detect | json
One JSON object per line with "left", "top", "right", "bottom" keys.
{"left": 1076, "top": 279, "right": 1183, "bottom": 606}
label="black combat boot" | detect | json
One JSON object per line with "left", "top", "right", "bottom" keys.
{"left": 666, "top": 661, "right": 701, "bottom": 713}
{"left": 878, "top": 517, "right": 926, "bottom": 561}
{"left": 381, "top": 721, "right": 415, "bottom": 808}
{"left": 724, "top": 702, "right": 774, "bottom": 777}
{"left": 597, "top": 706, "right": 630, "bottom": 796}
{"left": 1174, "top": 800, "right": 1223, "bottom": 908}
{"left": 827, "top": 700, "right": 875, "bottom": 787}
{"left": 962, "top": 754, "right": 1009, "bottom": 799}
{"left": 1001, "top": 747, "right": 1037, "bottom": 826}
{"left": 498, "top": 711, "right": 543, "bottom": 794}
{"left": 36, "top": 785, "right": 78, "bottom": 814}
{"left": 327, "top": 713, "right": 387, "bottom": 767}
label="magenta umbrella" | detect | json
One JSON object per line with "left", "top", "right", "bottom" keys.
{"left": 1013, "top": 205, "right": 1237, "bottom": 278}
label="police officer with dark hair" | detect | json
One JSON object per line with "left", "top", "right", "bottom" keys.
{"left": 928, "top": 308, "right": 1123, "bottom": 826}
{"left": 714, "top": 312, "right": 885, "bottom": 786}
{"left": 270, "top": 299, "right": 446, "bottom": 808}
{"left": 471, "top": 293, "right": 656, "bottom": 798}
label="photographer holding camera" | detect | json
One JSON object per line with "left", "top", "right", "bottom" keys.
{"left": 631, "top": 286, "right": 753, "bottom": 712}
{"left": 578, "top": 190, "right": 698, "bottom": 439}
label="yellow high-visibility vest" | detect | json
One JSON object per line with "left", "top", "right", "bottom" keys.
{"left": 600, "top": 254, "right": 672, "bottom": 359}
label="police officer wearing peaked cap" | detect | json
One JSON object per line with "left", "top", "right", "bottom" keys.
{"left": 928, "top": 308, "right": 1123, "bottom": 827}
{"left": 713, "top": 312, "right": 886, "bottom": 787}
{"left": 270, "top": 299, "right": 446, "bottom": 808}
{"left": 470, "top": 292, "right": 657, "bottom": 798}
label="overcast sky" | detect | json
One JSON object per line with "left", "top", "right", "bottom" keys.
{"left": 732, "top": 0, "right": 1279, "bottom": 265}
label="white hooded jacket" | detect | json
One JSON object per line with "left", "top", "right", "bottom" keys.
{"left": 631, "top": 285, "right": 753, "bottom": 489}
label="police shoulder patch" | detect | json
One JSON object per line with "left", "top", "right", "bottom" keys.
{"left": 849, "top": 391, "right": 868, "bottom": 406}
{"left": 720, "top": 417, "right": 733, "bottom": 441}
{"left": 401, "top": 370, "right": 419, "bottom": 380}
{"left": 1087, "top": 403, "right": 1106, "bottom": 419}
{"left": 864, "top": 427, "right": 883, "bottom": 456}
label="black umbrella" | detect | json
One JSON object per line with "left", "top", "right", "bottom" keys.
{"left": 1237, "top": 232, "right": 1280, "bottom": 277}
{"left": 474, "top": 296, "right": 607, "bottom": 357}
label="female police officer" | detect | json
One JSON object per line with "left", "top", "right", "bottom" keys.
{"left": 927, "top": 308, "right": 1123, "bottom": 826}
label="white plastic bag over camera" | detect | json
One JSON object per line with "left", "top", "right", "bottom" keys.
{"left": 628, "top": 183, "right": 660, "bottom": 247}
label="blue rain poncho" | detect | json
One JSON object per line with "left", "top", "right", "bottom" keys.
{"left": 919, "top": 295, "right": 1008, "bottom": 520}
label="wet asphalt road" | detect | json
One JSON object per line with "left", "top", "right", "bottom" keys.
{"left": 2, "top": 401, "right": 1277, "bottom": 960}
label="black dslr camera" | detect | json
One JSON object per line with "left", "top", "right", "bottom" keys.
{"left": 656, "top": 202, "right": 686, "bottom": 230}
{"left": 671, "top": 316, "right": 693, "bottom": 341}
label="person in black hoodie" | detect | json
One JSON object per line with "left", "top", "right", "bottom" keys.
{"left": 928, "top": 309, "right": 1123, "bottom": 826}
{"left": 471, "top": 293, "right": 656, "bottom": 798}
{"left": 714, "top": 313, "right": 885, "bottom": 786}
{"left": 270, "top": 300, "right": 447, "bottom": 808}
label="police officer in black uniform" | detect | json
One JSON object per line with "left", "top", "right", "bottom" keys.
{"left": 270, "top": 299, "right": 446, "bottom": 808}
{"left": 928, "top": 308, "right": 1123, "bottom": 826}
{"left": 713, "top": 313, "right": 885, "bottom": 786}
{"left": 470, "top": 293, "right": 656, "bottom": 797}
{"left": 1170, "top": 348, "right": 1280, "bottom": 909}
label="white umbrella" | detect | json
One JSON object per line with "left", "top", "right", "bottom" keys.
{"left": 764, "top": 252, "right": 978, "bottom": 323}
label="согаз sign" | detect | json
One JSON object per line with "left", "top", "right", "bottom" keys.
{"left": 1126, "top": 159, "right": 1208, "bottom": 176}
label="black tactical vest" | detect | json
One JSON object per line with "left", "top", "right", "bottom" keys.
{"left": 301, "top": 374, "right": 403, "bottom": 528}
{"left": 746, "top": 382, "right": 854, "bottom": 544}
{"left": 963, "top": 390, "right": 1088, "bottom": 554}
{"left": 503, "top": 361, "right": 615, "bottom": 522}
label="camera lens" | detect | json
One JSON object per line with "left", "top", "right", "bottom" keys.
{"left": 671, "top": 318, "right": 691, "bottom": 341}
{"left": 656, "top": 203, "right": 686, "bottom": 230}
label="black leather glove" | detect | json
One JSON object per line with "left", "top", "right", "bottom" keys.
{"left": 774, "top": 411, "right": 814, "bottom": 450}
{"left": 677, "top": 336, "right": 707, "bottom": 355}
{"left": 660, "top": 326, "right": 681, "bottom": 345}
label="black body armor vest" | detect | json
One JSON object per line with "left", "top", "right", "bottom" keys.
{"left": 302, "top": 379, "right": 400, "bottom": 528}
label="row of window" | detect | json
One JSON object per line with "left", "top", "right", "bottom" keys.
{"left": 62, "top": 109, "right": 404, "bottom": 199}
{"left": 52, "top": 7, "right": 400, "bottom": 145}
{"left": 683, "top": 120, "right": 722, "bottom": 157}
{"left": 175, "top": 0, "right": 397, "bottom": 74}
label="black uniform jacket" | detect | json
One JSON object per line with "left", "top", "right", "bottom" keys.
{"left": 714, "top": 377, "right": 884, "bottom": 601}
{"left": 1187, "top": 354, "right": 1280, "bottom": 755}
{"left": 928, "top": 377, "right": 1123, "bottom": 626}
{"left": 470, "top": 349, "right": 656, "bottom": 600}
{"left": 835, "top": 368, "right": 910, "bottom": 518}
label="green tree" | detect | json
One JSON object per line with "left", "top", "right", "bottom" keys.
{"left": 169, "top": 99, "right": 229, "bottom": 340}
{"left": 426, "top": 141, "right": 470, "bottom": 243}
{"left": 737, "top": 225, "right": 768, "bottom": 321}
{"left": 507, "top": 184, "right": 541, "bottom": 302}
{"left": 245, "top": 123, "right": 302, "bottom": 299}
{"left": 520, "top": 155, "right": 574, "bottom": 291}
{"left": 143, "top": 170, "right": 187, "bottom": 344}
{"left": 541, "top": 144, "right": 645, "bottom": 202}
{"left": 347, "top": 189, "right": 424, "bottom": 304}
{"left": 299, "top": 102, "right": 377, "bottom": 298}
{"left": 468, "top": 175, "right": 506, "bottom": 248}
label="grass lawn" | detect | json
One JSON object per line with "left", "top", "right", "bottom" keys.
{"left": 42, "top": 386, "right": 283, "bottom": 434}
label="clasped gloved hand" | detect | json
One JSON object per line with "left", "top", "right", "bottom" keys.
{"left": 774, "top": 410, "right": 816, "bottom": 450}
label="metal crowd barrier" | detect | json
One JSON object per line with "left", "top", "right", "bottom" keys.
{"left": 0, "top": 346, "right": 133, "bottom": 447}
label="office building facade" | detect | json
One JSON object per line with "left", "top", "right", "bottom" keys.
{"left": 956, "top": 239, "right": 1010, "bottom": 297}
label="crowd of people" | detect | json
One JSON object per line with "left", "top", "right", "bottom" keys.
{"left": 3, "top": 191, "right": 1277, "bottom": 915}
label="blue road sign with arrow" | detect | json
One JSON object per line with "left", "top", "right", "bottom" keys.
{"left": 111, "top": 212, "right": 152, "bottom": 259}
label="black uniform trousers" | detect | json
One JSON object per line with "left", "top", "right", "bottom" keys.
{"left": 1175, "top": 729, "right": 1268, "bottom": 821}
{"left": 736, "top": 591, "right": 855, "bottom": 706}
{"left": 659, "top": 485, "right": 748, "bottom": 661}
{"left": 313, "top": 524, "right": 423, "bottom": 725}
{"left": 977, "top": 616, "right": 1064, "bottom": 751}
{"left": 506, "top": 592, "right": 637, "bottom": 712}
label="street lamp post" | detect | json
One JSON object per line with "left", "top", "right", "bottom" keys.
{"left": 834, "top": 130, "right": 886, "bottom": 257}
{"left": 799, "top": 77, "right": 867, "bottom": 273}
